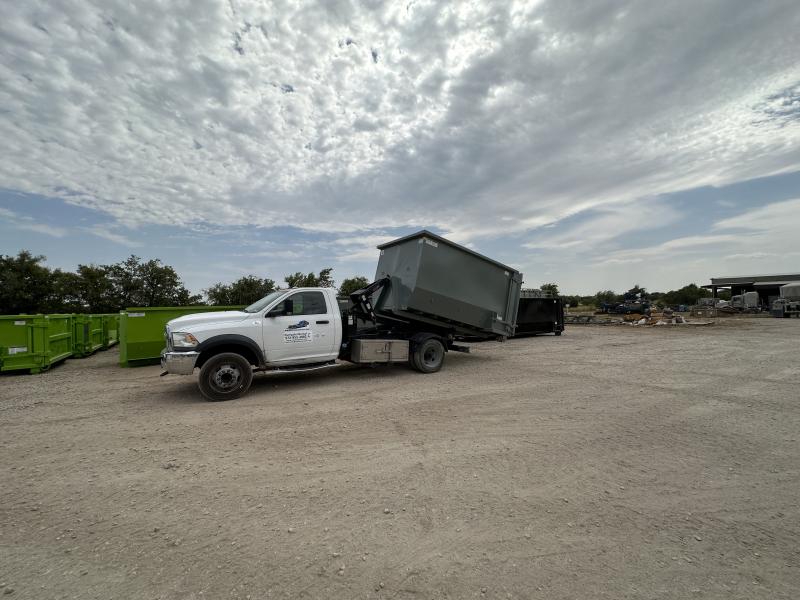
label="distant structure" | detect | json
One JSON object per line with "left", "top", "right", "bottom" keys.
{"left": 704, "top": 273, "right": 800, "bottom": 307}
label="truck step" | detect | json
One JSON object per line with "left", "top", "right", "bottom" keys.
{"left": 265, "top": 361, "right": 339, "bottom": 374}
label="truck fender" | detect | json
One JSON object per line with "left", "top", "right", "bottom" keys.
{"left": 195, "top": 335, "right": 266, "bottom": 368}
{"left": 409, "top": 332, "right": 448, "bottom": 353}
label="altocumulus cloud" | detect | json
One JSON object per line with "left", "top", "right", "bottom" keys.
{"left": 1, "top": 0, "right": 799, "bottom": 248}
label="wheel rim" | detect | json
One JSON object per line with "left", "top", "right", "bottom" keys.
{"left": 212, "top": 363, "right": 241, "bottom": 391}
{"left": 422, "top": 345, "right": 442, "bottom": 368}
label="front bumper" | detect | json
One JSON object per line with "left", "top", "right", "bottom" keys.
{"left": 161, "top": 351, "right": 200, "bottom": 375}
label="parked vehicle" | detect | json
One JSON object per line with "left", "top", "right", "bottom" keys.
{"left": 731, "top": 291, "right": 760, "bottom": 312}
{"left": 772, "top": 283, "right": 800, "bottom": 318}
{"left": 160, "top": 231, "right": 524, "bottom": 400}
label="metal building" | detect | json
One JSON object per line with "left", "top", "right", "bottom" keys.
{"left": 704, "top": 273, "right": 800, "bottom": 308}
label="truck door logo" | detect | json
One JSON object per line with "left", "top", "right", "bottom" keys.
{"left": 283, "top": 320, "right": 312, "bottom": 343}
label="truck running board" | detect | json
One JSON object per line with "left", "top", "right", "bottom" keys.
{"left": 263, "top": 361, "right": 339, "bottom": 374}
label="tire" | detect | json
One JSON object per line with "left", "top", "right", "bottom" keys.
{"left": 197, "top": 352, "right": 253, "bottom": 401}
{"left": 411, "top": 338, "right": 445, "bottom": 374}
{"left": 554, "top": 330, "right": 562, "bottom": 336}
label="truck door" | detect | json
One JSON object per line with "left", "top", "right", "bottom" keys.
{"left": 262, "top": 290, "right": 336, "bottom": 365}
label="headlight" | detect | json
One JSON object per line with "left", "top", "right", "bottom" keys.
{"left": 172, "top": 332, "right": 199, "bottom": 348}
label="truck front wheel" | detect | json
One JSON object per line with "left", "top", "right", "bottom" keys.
{"left": 411, "top": 338, "right": 445, "bottom": 373}
{"left": 198, "top": 352, "right": 253, "bottom": 401}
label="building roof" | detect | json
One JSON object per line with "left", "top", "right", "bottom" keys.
{"left": 708, "top": 274, "right": 800, "bottom": 286}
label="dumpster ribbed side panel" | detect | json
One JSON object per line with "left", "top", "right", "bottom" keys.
{"left": 0, "top": 314, "right": 74, "bottom": 373}
{"left": 72, "top": 314, "right": 102, "bottom": 357}
{"left": 45, "top": 314, "right": 75, "bottom": 364}
{"left": 0, "top": 315, "right": 39, "bottom": 372}
{"left": 72, "top": 315, "right": 88, "bottom": 357}
{"left": 89, "top": 315, "right": 104, "bottom": 353}
{"left": 119, "top": 306, "right": 245, "bottom": 366}
{"left": 100, "top": 313, "right": 120, "bottom": 347}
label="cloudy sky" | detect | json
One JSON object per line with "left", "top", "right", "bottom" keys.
{"left": 1, "top": 0, "right": 799, "bottom": 295}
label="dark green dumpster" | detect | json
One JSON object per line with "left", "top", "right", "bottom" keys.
{"left": 374, "top": 230, "right": 522, "bottom": 339}
{"left": 0, "top": 314, "right": 74, "bottom": 374}
{"left": 119, "top": 306, "right": 244, "bottom": 367}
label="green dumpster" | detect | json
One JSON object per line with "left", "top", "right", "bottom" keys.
{"left": 73, "top": 314, "right": 105, "bottom": 357}
{"left": 0, "top": 314, "right": 74, "bottom": 374}
{"left": 119, "top": 306, "right": 244, "bottom": 367}
{"left": 100, "top": 313, "right": 121, "bottom": 347}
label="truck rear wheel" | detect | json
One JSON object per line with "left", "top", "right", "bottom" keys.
{"left": 198, "top": 352, "right": 253, "bottom": 401}
{"left": 411, "top": 338, "right": 445, "bottom": 373}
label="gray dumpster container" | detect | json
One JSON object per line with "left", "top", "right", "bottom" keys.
{"left": 374, "top": 231, "right": 523, "bottom": 338}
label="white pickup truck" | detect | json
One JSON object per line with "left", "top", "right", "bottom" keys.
{"left": 161, "top": 286, "right": 450, "bottom": 401}
{"left": 161, "top": 230, "right": 524, "bottom": 401}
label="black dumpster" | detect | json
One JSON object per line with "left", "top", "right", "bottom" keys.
{"left": 514, "top": 293, "right": 564, "bottom": 336}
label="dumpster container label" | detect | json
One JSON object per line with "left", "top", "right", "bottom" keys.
{"left": 128, "top": 313, "right": 145, "bottom": 317}
{"left": 8, "top": 346, "right": 28, "bottom": 354}
{"left": 14, "top": 320, "right": 26, "bottom": 326}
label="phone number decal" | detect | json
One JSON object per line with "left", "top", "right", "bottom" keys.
{"left": 284, "top": 331, "right": 313, "bottom": 343}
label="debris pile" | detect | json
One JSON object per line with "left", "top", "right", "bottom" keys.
{"left": 565, "top": 308, "right": 713, "bottom": 327}
{"left": 635, "top": 308, "right": 688, "bottom": 326}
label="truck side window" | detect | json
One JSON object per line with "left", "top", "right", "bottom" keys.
{"left": 288, "top": 291, "right": 327, "bottom": 315}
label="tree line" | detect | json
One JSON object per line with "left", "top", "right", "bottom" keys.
{"left": 539, "top": 282, "right": 729, "bottom": 308}
{"left": 1, "top": 248, "right": 723, "bottom": 315}
{"left": 0, "top": 250, "right": 370, "bottom": 315}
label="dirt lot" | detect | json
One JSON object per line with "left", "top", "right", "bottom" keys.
{"left": 1, "top": 319, "right": 799, "bottom": 599}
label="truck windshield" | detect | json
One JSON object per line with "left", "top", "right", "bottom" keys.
{"left": 243, "top": 290, "right": 286, "bottom": 313}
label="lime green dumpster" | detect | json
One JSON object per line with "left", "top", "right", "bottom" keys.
{"left": 119, "top": 306, "right": 244, "bottom": 367}
{"left": 100, "top": 313, "right": 121, "bottom": 347}
{"left": 73, "top": 314, "right": 105, "bottom": 357}
{"left": 0, "top": 314, "right": 74, "bottom": 374}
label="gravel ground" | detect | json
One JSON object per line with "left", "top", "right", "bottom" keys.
{"left": 1, "top": 319, "right": 799, "bottom": 599}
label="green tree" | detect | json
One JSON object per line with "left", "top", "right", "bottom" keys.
{"left": 661, "top": 283, "right": 712, "bottom": 306}
{"left": 623, "top": 285, "right": 648, "bottom": 301}
{"left": 205, "top": 276, "right": 277, "bottom": 305}
{"left": 284, "top": 268, "right": 334, "bottom": 288}
{"left": 49, "top": 270, "right": 85, "bottom": 313}
{"left": 0, "top": 251, "right": 199, "bottom": 313}
{"left": 73, "top": 264, "right": 115, "bottom": 312}
{"left": 338, "top": 276, "right": 369, "bottom": 297}
{"left": 205, "top": 282, "right": 232, "bottom": 305}
{"left": 593, "top": 290, "right": 617, "bottom": 307}
{"left": 0, "top": 250, "right": 53, "bottom": 314}
{"left": 106, "top": 256, "right": 200, "bottom": 308}
{"left": 540, "top": 282, "right": 560, "bottom": 297}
